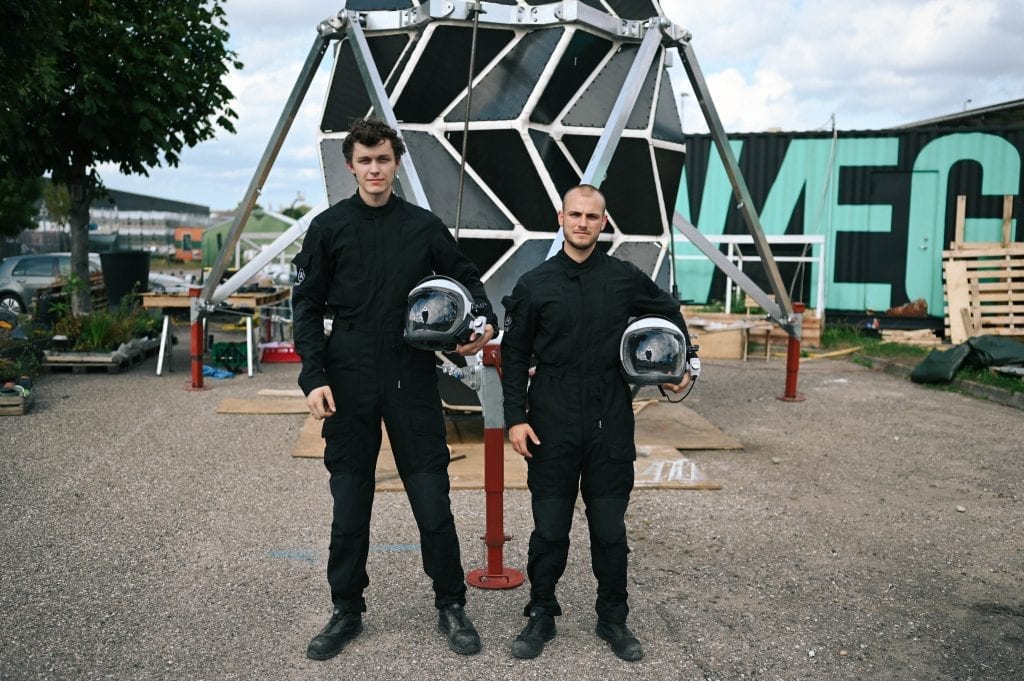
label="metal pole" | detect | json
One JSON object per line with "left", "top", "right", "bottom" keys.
{"left": 189, "top": 287, "right": 205, "bottom": 390}
{"left": 778, "top": 302, "right": 806, "bottom": 402}
{"left": 671, "top": 211, "right": 791, "bottom": 333}
{"left": 545, "top": 20, "right": 663, "bottom": 259}
{"left": 673, "top": 37, "right": 794, "bottom": 319}
{"left": 345, "top": 17, "right": 431, "bottom": 209}
{"left": 200, "top": 33, "right": 330, "bottom": 303}
{"left": 466, "top": 341, "right": 525, "bottom": 590}
{"left": 454, "top": 3, "right": 482, "bottom": 242}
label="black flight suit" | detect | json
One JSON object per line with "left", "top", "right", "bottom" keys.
{"left": 501, "top": 248, "right": 689, "bottom": 624}
{"left": 292, "top": 191, "right": 496, "bottom": 616}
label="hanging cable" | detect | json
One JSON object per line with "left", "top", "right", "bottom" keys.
{"left": 453, "top": 3, "right": 482, "bottom": 244}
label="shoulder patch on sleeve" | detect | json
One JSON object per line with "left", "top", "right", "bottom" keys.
{"left": 501, "top": 295, "right": 518, "bottom": 331}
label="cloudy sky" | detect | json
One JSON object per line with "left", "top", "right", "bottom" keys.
{"left": 98, "top": 0, "right": 1024, "bottom": 212}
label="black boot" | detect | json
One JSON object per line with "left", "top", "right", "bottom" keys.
{"left": 595, "top": 621, "right": 643, "bottom": 661}
{"left": 437, "top": 603, "right": 481, "bottom": 655}
{"left": 307, "top": 609, "right": 363, "bottom": 661}
{"left": 511, "top": 607, "right": 556, "bottom": 659}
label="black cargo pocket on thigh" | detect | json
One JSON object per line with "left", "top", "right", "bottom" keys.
{"left": 606, "top": 438, "right": 637, "bottom": 462}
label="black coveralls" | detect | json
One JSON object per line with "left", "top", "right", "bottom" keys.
{"left": 292, "top": 192, "right": 496, "bottom": 615}
{"left": 501, "top": 249, "right": 689, "bottom": 624}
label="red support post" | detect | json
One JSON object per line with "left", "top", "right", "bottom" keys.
{"left": 466, "top": 342, "right": 525, "bottom": 590}
{"left": 778, "top": 301, "right": 806, "bottom": 402}
{"left": 189, "top": 287, "right": 205, "bottom": 390}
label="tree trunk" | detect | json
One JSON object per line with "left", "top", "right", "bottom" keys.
{"left": 67, "top": 171, "right": 92, "bottom": 315}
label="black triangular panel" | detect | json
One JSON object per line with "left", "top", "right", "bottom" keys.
{"left": 612, "top": 241, "right": 661, "bottom": 276}
{"left": 450, "top": 130, "right": 557, "bottom": 231}
{"left": 652, "top": 70, "right": 684, "bottom": 143}
{"left": 321, "top": 35, "right": 409, "bottom": 132}
{"left": 604, "top": 0, "right": 659, "bottom": 19}
{"left": 563, "top": 135, "right": 661, "bottom": 235}
{"left": 532, "top": 30, "right": 613, "bottom": 125}
{"left": 654, "top": 146, "right": 685, "bottom": 229}
{"left": 625, "top": 55, "right": 660, "bottom": 130}
{"left": 563, "top": 45, "right": 641, "bottom": 128}
{"left": 445, "top": 28, "right": 564, "bottom": 123}
{"left": 395, "top": 26, "right": 515, "bottom": 123}
{"left": 401, "top": 131, "right": 512, "bottom": 230}
{"left": 484, "top": 239, "right": 554, "bottom": 322}
{"left": 527, "top": 128, "right": 580, "bottom": 198}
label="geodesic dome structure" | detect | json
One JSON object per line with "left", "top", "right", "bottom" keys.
{"left": 316, "top": 0, "right": 686, "bottom": 320}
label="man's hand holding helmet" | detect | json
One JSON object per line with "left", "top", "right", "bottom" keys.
{"left": 455, "top": 323, "right": 495, "bottom": 356}
{"left": 660, "top": 372, "right": 693, "bottom": 395}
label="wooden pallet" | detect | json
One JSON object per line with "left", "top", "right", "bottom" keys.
{"left": 34, "top": 275, "right": 108, "bottom": 313}
{"left": 942, "top": 246, "right": 1024, "bottom": 344}
{"left": 942, "top": 194, "right": 1023, "bottom": 344}
{"left": 42, "top": 338, "right": 160, "bottom": 374}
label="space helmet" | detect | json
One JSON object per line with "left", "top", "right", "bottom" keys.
{"left": 619, "top": 315, "right": 688, "bottom": 385}
{"left": 403, "top": 275, "right": 478, "bottom": 351}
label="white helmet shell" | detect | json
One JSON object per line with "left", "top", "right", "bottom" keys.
{"left": 619, "top": 315, "right": 688, "bottom": 385}
{"left": 404, "top": 275, "right": 475, "bottom": 351}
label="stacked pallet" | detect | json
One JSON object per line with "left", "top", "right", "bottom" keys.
{"left": 942, "top": 195, "right": 1023, "bottom": 344}
{"left": 34, "top": 274, "right": 107, "bottom": 313}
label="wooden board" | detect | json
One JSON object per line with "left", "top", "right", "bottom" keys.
{"left": 142, "top": 288, "right": 291, "bottom": 310}
{"left": 216, "top": 398, "right": 308, "bottom": 414}
{"left": 943, "top": 250, "right": 1024, "bottom": 341}
{"left": 943, "top": 259, "right": 971, "bottom": 344}
{"left": 290, "top": 401, "right": 736, "bottom": 491}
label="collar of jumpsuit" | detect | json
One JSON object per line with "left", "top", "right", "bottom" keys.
{"left": 555, "top": 247, "right": 600, "bottom": 278}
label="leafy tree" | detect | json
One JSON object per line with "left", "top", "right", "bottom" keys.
{"left": 282, "top": 205, "right": 313, "bottom": 221}
{"left": 1, "top": 1, "right": 241, "bottom": 312}
{"left": 0, "top": 176, "right": 43, "bottom": 238}
{"left": 41, "top": 182, "right": 72, "bottom": 230}
{"left": 0, "top": 1, "right": 58, "bottom": 237}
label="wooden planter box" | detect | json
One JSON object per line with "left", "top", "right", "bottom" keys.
{"left": 0, "top": 391, "right": 33, "bottom": 416}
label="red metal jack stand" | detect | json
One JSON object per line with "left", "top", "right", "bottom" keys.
{"left": 466, "top": 341, "right": 525, "bottom": 590}
{"left": 778, "top": 301, "right": 806, "bottom": 402}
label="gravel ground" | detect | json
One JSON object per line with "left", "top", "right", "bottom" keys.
{"left": 1, "top": 343, "right": 1021, "bottom": 680}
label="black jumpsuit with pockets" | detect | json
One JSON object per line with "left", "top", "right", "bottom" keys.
{"left": 501, "top": 249, "right": 689, "bottom": 624}
{"left": 292, "top": 192, "right": 496, "bottom": 615}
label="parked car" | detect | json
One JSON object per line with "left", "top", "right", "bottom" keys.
{"left": 0, "top": 253, "right": 102, "bottom": 314}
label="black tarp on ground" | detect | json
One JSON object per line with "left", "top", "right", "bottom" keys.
{"left": 910, "top": 335, "right": 1024, "bottom": 383}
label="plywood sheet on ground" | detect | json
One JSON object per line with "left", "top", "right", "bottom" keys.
{"left": 290, "top": 401, "right": 736, "bottom": 491}
{"left": 216, "top": 397, "right": 308, "bottom": 414}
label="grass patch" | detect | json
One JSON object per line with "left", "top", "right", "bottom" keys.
{"left": 956, "top": 367, "right": 1024, "bottom": 394}
{"left": 820, "top": 324, "right": 930, "bottom": 361}
{"left": 823, "top": 324, "right": 1023, "bottom": 396}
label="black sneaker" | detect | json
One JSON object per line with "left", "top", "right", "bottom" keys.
{"left": 307, "top": 609, "right": 363, "bottom": 661}
{"left": 437, "top": 603, "right": 481, "bottom": 655}
{"left": 595, "top": 620, "right": 643, "bottom": 661}
{"left": 511, "top": 607, "right": 556, "bottom": 659}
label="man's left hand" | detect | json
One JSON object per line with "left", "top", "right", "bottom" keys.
{"left": 456, "top": 324, "right": 495, "bottom": 356}
{"left": 660, "top": 372, "right": 693, "bottom": 394}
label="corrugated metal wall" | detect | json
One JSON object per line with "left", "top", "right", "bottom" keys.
{"left": 675, "top": 127, "right": 1024, "bottom": 316}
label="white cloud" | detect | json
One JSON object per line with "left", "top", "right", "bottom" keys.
{"left": 103, "top": 0, "right": 1024, "bottom": 209}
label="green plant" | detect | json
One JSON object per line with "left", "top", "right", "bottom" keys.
{"left": 820, "top": 323, "right": 930, "bottom": 360}
{"left": 50, "top": 289, "right": 158, "bottom": 352}
{"left": 0, "top": 318, "right": 48, "bottom": 380}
